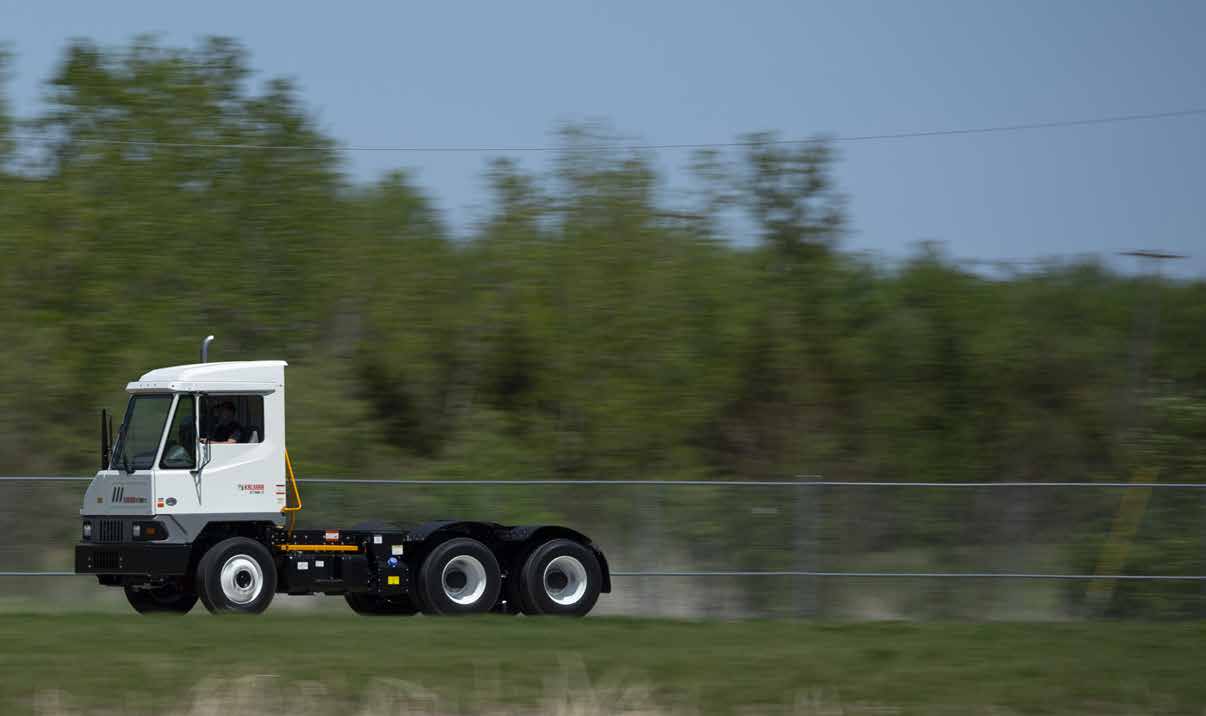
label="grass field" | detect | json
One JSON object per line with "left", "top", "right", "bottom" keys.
{"left": 0, "top": 614, "right": 1203, "bottom": 715}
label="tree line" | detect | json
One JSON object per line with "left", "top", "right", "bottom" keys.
{"left": 1, "top": 37, "right": 1203, "bottom": 488}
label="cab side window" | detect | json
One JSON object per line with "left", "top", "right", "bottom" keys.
{"left": 160, "top": 395, "right": 197, "bottom": 469}
{"left": 201, "top": 395, "right": 265, "bottom": 444}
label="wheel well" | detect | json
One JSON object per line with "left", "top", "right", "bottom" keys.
{"left": 187, "top": 521, "right": 276, "bottom": 578}
{"left": 408, "top": 521, "right": 503, "bottom": 567}
{"left": 507, "top": 526, "right": 611, "bottom": 593}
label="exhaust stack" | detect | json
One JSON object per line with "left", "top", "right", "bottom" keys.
{"left": 200, "top": 335, "right": 215, "bottom": 364}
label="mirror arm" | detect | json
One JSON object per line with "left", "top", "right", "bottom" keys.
{"left": 100, "top": 409, "right": 110, "bottom": 471}
{"left": 191, "top": 393, "right": 208, "bottom": 504}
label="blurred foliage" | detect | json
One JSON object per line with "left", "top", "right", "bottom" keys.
{"left": 1, "top": 38, "right": 1205, "bottom": 617}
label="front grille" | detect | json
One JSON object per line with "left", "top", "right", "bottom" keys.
{"left": 90, "top": 551, "right": 121, "bottom": 570}
{"left": 97, "top": 519, "right": 124, "bottom": 543}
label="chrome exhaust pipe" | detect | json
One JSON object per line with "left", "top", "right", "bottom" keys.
{"left": 200, "top": 335, "right": 215, "bottom": 363}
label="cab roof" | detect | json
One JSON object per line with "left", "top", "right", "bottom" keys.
{"left": 126, "top": 360, "right": 287, "bottom": 394}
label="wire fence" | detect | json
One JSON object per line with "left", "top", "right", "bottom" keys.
{"left": 2, "top": 476, "right": 1205, "bottom": 618}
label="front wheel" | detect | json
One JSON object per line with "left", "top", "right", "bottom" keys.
{"left": 124, "top": 581, "right": 198, "bottom": 614}
{"left": 196, "top": 537, "right": 277, "bottom": 614}
{"left": 518, "top": 539, "right": 602, "bottom": 616}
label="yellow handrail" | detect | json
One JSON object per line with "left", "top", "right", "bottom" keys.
{"left": 282, "top": 448, "right": 303, "bottom": 535}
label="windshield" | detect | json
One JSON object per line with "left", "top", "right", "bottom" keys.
{"left": 111, "top": 395, "right": 173, "bottom": 472}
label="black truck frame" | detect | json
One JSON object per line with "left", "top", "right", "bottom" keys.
{"left": 77, "top": 518, "right": 611, "bottom": 616}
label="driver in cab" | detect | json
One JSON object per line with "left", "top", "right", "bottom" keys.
{"left": 205, "top": 401, "right": 244, "bottom": 444}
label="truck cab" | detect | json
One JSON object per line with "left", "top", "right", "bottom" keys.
{"left": 77, "top": 346, "right": 609, "bottom": 617}
{"left": 83, "top": 360, "right": 287, "bottom": 534}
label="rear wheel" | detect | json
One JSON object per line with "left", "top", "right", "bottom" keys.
{"left": 196, "top": 537, "right": 277, "bottom": 614}
{"left": 124, "top": 581, "right": 197, "bottom": 614}
{"left": 345, "top": 593, "right": 419, "bottom": 616}
{"left": 518, "top": 539, "right": 602, "bottom": 616}
{"left": 417, "top": 538, "right": 501, "bottom": 615}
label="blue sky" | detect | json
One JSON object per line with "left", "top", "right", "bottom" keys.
{"left": 3, "top": 1, "right": 1204, "bottom": 274}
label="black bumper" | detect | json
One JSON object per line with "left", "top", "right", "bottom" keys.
{"left": 75, "top": 543, "right": 192, "bottom": 576}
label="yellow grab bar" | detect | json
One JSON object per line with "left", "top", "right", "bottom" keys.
{"left": 282, "top": 448, "right": 303, "bottom": 536}
{"left": 283, "top": 448, "right": 303, "bottom": 513}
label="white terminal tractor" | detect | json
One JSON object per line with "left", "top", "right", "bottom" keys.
{"left": 77, "top": 336, "right": 610, "bottom": 616}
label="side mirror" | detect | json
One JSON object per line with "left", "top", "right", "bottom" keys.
{"left": 162, "top": 447, "right": 193, "bottom": 469}
{"left": 193, "top": 435, "right": 212, "bottom": 474}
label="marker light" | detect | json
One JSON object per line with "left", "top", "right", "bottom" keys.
{"left": 132, "top": 521, "right": 168, "bottom": 541}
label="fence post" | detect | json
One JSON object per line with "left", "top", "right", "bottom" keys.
{"left": 656, "top": 483, "right": 666, "bottom": 615}
{"left": 631, "top": 485, "right": 647, "bottom": 611}
{"left": 793, "top": 479, "right": 819, "bottom": 617}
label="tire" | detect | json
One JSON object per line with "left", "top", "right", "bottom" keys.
{"left": 345, "top": 593, "right": 419, "bottom": 616}
{"left": 518, "top": 539, "right": 602, "bottom": 617}
{"left": 195, "top": 537, "right": 277, "bottom": 614}
{"left": 417, "top": 537, "right": 501, "bottom": 615}
{"left": 124, "top": 581, "right": 198, "bottom": 614}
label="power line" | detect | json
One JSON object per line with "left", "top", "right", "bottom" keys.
{"left": 9, "top": 107, "right": 1206, "bottom": 155}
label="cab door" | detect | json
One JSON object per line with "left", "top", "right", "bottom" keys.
{"left": 195, "top": 393, "right": 280, "bottom": 515}
{"left": 154, "top": 394, "right": 201, "bottom": 516}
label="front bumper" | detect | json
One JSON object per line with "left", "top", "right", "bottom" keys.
{"left": 75, "top": 542, "right": 192, "bottom": 576}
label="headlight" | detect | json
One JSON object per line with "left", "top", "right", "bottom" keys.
{"left": 82, "top": 521, "right": 92, "bottom": 540}
{"left": 131, "top": 523, "right": 140, "bottom": 538}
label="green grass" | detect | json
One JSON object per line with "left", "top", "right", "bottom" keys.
{"left": 0, "top": 614, "right": 1203, "bottom": 714}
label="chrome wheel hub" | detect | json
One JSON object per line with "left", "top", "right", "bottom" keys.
{"left": 219, "top": 554, "right": 264, "bottom": 605}
{"left": 543, "top": 555, "right": 588, "bottom": 606}
{"left": 441, "top": 554, "right": 487, "bottom": 605}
